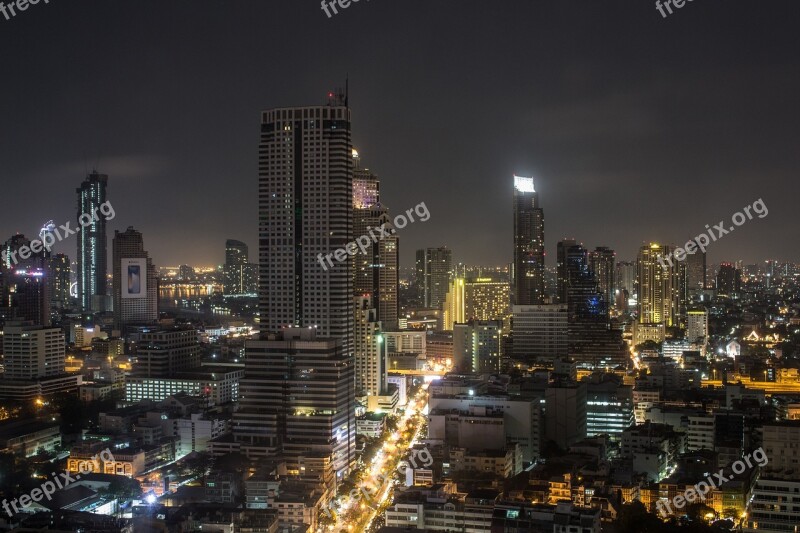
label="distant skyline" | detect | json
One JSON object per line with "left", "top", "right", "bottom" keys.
{"left": 1, "top": 1, "right": 798, "bottom": 269}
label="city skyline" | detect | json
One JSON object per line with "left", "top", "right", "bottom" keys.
{"left": 1, "top": 1, "right": 798, "bottom": 267}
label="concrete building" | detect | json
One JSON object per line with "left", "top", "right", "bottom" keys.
{"left": 112, "top": 227, "right": 158, "bottom": 331}
{"left": 133, "top": 328, "right": 201, "bottom": 377}
{"left": 545, "top": 380, "right": 587, "bottom": 450}
{"left": 513, "top": 175, "right": 545, "bottom": 306}
{"left": 125, "top": 366, "right": 243, "bottom": 406}
{"left": 512, "top": 304, "right": 568, "bottom": 362}
{"left": 453, "top": 320, "right": 503, "bottom": 374}
{"left": 416, "top": 247, "right": 453, "bottom": 310}
{"left": 1, "top": 321, "right": 65, "bottom": 380}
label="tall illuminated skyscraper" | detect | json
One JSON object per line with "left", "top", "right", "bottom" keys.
{"left": 637, "top": 243, "right": 686, "bottom": 327}
{"left": 353, "top": 152, "right": 398, "bottom": 330}
{"left": 443, "top": 277, "right": 465, "bottom": 330}
{"left": 513, "top": 175, "right": 545, "bottom": 305}
{"left": 235, "top": 93, "right": 356, "bottom": 477}
{"left": 76, "top": 171, "right": 108, "bottom": 313}
{"left": 416, "top": 247, "right": 452, "bottom": 310}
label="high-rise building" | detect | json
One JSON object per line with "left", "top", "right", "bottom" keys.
{"left": 354, "top": 294, "right": 386, "bottom": 398}
{"left": 48, "top": 254, "right": 72, "bottom": 310}
{"left": 556, "top": 239, "right": 578, "bottom": 304}
{"left": 133, "top": 328, "right": 201, "bottom": 377}
{"left": 112, "top": 227, "right": 158, "bottom": 331}
{"left": 234, "top": 328, "right": 355, "bottom": 477}
{"left": 513, "top": 176, "right": 545, "bottom": 305}
{"left": 443, "top": 277, "right": 465, "bottom": 331}
{"left": 464, "top": 278, "right": 511, "bottom": 325}
{"left": 512, "top": 304, "right": 568, "bottom": 362}
{"left": 616, "top": 261, "right": 636, "bottom": 300}
{"left": 453, "top": 320, "right": 503, "bottom": 373}
{"left": 685, "top": 245, "right": 707, "bottom": 291}
{"left": 224, "top": 240, "right": 258, "bottom": 296}
{"left": 4, "top": 268, "right": 50, "bottom": 326}
{"left": 716, "top": 263, "right": 741, "bottom": 298}
{"left": 236, "top": 94, "right": 356, "bottom": 476}
{"left": 2, "top": 321, "right": 65, "bottom": 380}
{"left": 416, "top": 247, "right": 452, "bottom": 310}
{"left": 687, "top": 309, "right": 709, "bottom": 345}
{"left": 637, "top": 243, "right": 686, "bottom": 327}
{"left": 588, "top": 247, "right": 615, "bottom": 310}
{"left": 353, "top": 155, "right": 398, "bottom": 330}
{"left": 257, "top": 97, "right": 353, "bottom": 349}
{"left": 76, "top": 171, "right": 109, "bottom": 313}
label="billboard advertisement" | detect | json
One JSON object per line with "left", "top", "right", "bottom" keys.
{"left": 122, "top": 258, "right": 147, "bottom": 299}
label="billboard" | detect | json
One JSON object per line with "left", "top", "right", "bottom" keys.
{"left": 122, "top": 258, "right": 147, "bottom": 299}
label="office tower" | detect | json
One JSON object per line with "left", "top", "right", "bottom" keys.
{"left": 560, "top": 244, "right": 604, "bottom": 319}
{"left": 235, "top": 329, "right": 355, "bottom": 477}
{"left": 453, "top": 320, "right": 503, "bottom": 373}
{"left": 353, "top": 155, "right": 398, "bottom": 330}
{"left": 588, "top": 247, "right": 615, "bottom": 310}
{"left": 257, "top": 97, "right": 353, "bottom": 347}
{"left": 556, "top": 240, "right": 578, "bottom": 304}
{"left": 112, "top": 227, "right": 158, "bottom": 331}
{"left": 442, "top": 277, "right": 465, "bottom": 331}
{"left": 687, "top": 309, "right": 709, "bottom": 345}
{"left": 513, "top": 176, "right": 545, "bottom": 305}
{"left": 5, "top": 268, "right": 50, "bottom": 326}
{"left": 615, "top": 260, "right": 636, "bottom": 302}
{"left": 2, "top": 322, "right": 65, "bottom": 380}
{"left": 545, "top": 379, "right": 587, "bottom": 450}
{"left": 716, "top": 262, "right": 741, "bottom": 298}
{"left": 685, "top": 246, "right": 707, "bottom": 291}
{"left": 76, "top": 171, "right": 109, "bottom": 313}
{"left": 416, "top": 247, "right": 452, "bottom": 310}
{"left": 133, "top": 328, "right": 201, "bottom": 377}
{"left": 354, "top": 294, "right": 386, "bottom": 398}
{"left": 464, "top": 278, "right": 511, "bottom": 324}
{"left": 637, "top": 243, "right": 686, "bottom": 327}
{"left": 224, "top": 240, "right": 258, "bottom": 296}
{"left": 237, "top": 95, "right": 356, "bottom": 476}
{"left": 512, "top": 304, "right": 568, "bottom": 362}
{"left": 561, "top": 244, "right": 626, "bottom": 368}
{"left": 48, "top": 254, "right": 72, "bottom": 309}
{"left": 2, "top": 234, "right": 43, "bottom": 270}
{"left": 585, "top": 374, "right": 634, "bottom": 441}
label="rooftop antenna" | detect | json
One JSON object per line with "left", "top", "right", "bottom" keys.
{"left": 345, "top": 75, "right": 349, "bottom": 107}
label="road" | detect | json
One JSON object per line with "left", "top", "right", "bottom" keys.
{"left": 324, "top": 383, "right": 429, "bottom": 532}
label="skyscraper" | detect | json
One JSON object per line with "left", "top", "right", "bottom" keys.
{"left": 48, "top": 253, "right": 72, "bottom": 310}
{"left": 112, "top": 227, "right": 158, "bottom": 331}
{"left": 416, "top": 247, "right": 452, "bottom": 310}
{"left": 235, "top": 94, "right": 356, "bottom": 476}
{"left": 223, "top": 239, "right": 258, "bottom": 296}
{"left": 464, "top": 278, "right": 511, "bottom": 324}
{"left": 257, "top": 96, "right": 354, "bottom": 345}
{"left": 76, "top": 171, "right": 108, "bottom": 313}
{"left": 637, "top": 243, "right": 686, "bottom": 327}
{"left": 716, "top": 262, "right": 741, "bottom": 298}
{"left": 513, "top": 176, "right": 545, "bottom": 305}
{"left": 556, "top": 239, "right": 578, "bottom": 304}
{"left": 685, "top": 245, "right": 707, "bottom": 291}
{"left": 442, "top": 277, "right": 465, "bottom": 331}
{"left": 353, "top": 153, "right": 398, "bottom": 330}
{"left": 354, "top": 294, "right": 385, "bottom": 398}
{"left": 588, "top": 246, "right": 616, "bottom": 310}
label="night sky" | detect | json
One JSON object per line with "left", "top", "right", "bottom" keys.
{"left": 1, "top": 0, "right": 798, "bottom": 268}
